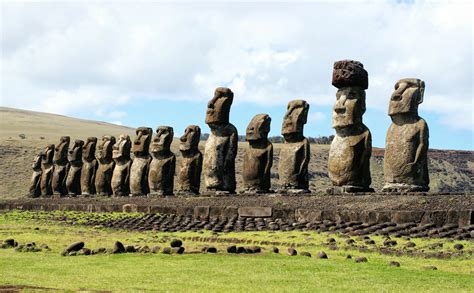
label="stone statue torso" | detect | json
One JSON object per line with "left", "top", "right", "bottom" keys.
{"left": 148, "top": 154, "right": 176, "bottom": 195}
{"left": 203, "top": 124, "right": 237, "bottom": 192}
{"left": 112, "top": 160, "right": 132, "bottom": 196}
{"left": 243, "top": 143, "right": 273, "bottom": 190}
{"left": 177, "top": 152, "right": 202, "bottom": 194}
{"left": 81, "top": 159, "right": 97, "bottom": 195}
{"left": 278, "top": 138, "right": 309, "bottom": 189}
{"left": 328, "top": 126, "right": 371, "bottom": 188}
{"left": 130, "top": 155, "right": 151, "bottom": 195}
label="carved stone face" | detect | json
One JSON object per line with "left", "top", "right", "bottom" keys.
{"left": 247, "top": 114, "right": 271, "bottom": 141}
{"left": 32, "top": 153, "right": 43, "bottom": 170}
{"left": 282, "top": 100, "right": 309, "bottom": 137}
{"left": 179, "top": 125, "right": 201, "bottom": 152}
{"left": 150, "top": 126, "right": 174, "bottom": 154}
{"left": 82, "top": 137, "right": 97, "bottom": 161}
{"left": 389, "top": 78, "right": 424, "bottom": 116}
{"left": 205, "top": 87, "right": 234, "bottom": 126}
{"left": 97, "top": 136, "right": 116, "bottom": 162}
{"left": 68, "top": 140, "right": 84, "bottom": 163}
{"left": 332, "top": 87, "right": 366, "bottom": 129}
{"left": 112, "top": 135, "right": 131, "bottom": 160}
{"left": 54, "top": 136, "right": 70, "bottom": 162}
{"left": 132, "top": 127, "right": 152, "bottom": 155}
{"left": 42, "top": 144, "right": 54, "bottom": 165}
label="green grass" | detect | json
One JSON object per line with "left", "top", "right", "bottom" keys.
{"left": 0, "top": 211, "right": 473, "bottom": 292}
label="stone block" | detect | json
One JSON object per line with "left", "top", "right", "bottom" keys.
{"left": 238, "top": 207, "right": 272, "bottom": 218}
{"left": 194, "top": 206, "right": 210, "bottom": 218}
{"left": 123, "top": 204, "right": 138, "bottom": 213}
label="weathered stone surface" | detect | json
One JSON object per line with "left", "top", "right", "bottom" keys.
{"left": 122, "top": 204, "right": 137, "bottom": 213}
{"left": 40, "top": 144, "right": 55, "bottom": 197}
{"left": 243, "top": 114, "right": 273, "bottom": 193}
{"left": 80, "top": 137, "right": 98, "bottom": 196}
{"left": 383, "top": 78, "right": 429, "bottom": 192}
{"left": 148, "top": 126, "right": 175, "bottom": 196}
{"left": 66, "top": 139, "right": 84, "bottom": 196}
{"left": 113, "top": 241, "right": 125, "bottom": 254}
{"left": 332, "top": 59, "right": 368, "bottom": 90}
{"left": 287, "top": 247, "right": 297, "bottom": 256}
{"left": 170, "top": 239, "right": 182, "bottom": 248}
{"left": 52, "top": 136, "right": 70, "bottom": 197}
{"left": 111, "top": 135, "right": 132, "bottom": 196}
{"left": 65, "top": 241, "right": 84, "bottom": 253}
{"left": 278, "top": 100, "right": 310, "bottom": 194}
{"left": 238, "top": 207, "right": 272, "bottom": 217}
{"left": 355, "top": 256, "right": 368, "bottom": 263}
{"left": 203, "top": 87, "right": 238, "bottom": 194}
{"left": 95, "top": 136, "right": 116, "bottom": 196}
{"left": 177, "top": 125, "right": 202, "bottom": 195}
{"left": 317, "top": 251, "right": 328, "bottom": 259}
{"left": 29, "top": 153, "right": 43, "bottom": 197}
{"left": 194, "top": 206, "right": 210, "bottom": 218}
{"left": 130, "top": 127, "right": 152, "bottom": 196}
{"left": 328, "top": 60, "right": 373, "bottom": 194}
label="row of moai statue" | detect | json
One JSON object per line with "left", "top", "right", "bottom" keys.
{"left": 29, "top": 60, "right": 429, "bottom": 197}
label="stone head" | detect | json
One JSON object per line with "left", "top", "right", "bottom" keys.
{"left": 132, "top": 127, "right": 152, "bottom": 155}
{"left": 150, "top": 126, "right": 174, "bottom": 154}
{"left": 68, "top": 139, "right": 84, "bottom": 163}
{"left": 112, "top": 134, "right": 131, "bottom": 160}
{"left": 332, "top": 87, "right": 366, "bottom": 129}
{"left": 42, "top": 144, "right": 55, "bottom": 165}
{"left": 97, "top": 135, "right": 116, "bottom": 162}
{"left": 282, "top": 100, "right": 309, "bottom": 139}
{"left": 179, "top": 125, "right": 201, "bottom": 152}
{"left": 389, "top": 78, "right": 425, "bottom": 116}
{"left": 54, "top": 136, "right": 70, "bottom": 163}
{"left": 32, "top": 153, "right": 43, "bottom": 170}
{"left": 247, "top": 114, "right": 271, "bottom": 142}
{"left": 82, "top": 137, "right": 97, "bottom": 161}
{"left": 205, "top": 87, "right": 234, "bottom": 126}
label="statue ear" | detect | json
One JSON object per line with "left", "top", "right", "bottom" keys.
{"left": 418, "top": 80, "right": 425, "bottom": 104}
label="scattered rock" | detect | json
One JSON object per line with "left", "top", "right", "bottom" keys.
{"left": 125, "top": 245, "right": 136, "bottom": 253}
{"left": 423, "top": 265, "right": 437, "bottom": 270}
{"left": 150, "top": 246, "right": 160, "bottom": 253}
{"left": 206, "top": 247, "right": 217, "bottom": 253}
{"left": 65, "top": 241, "right": 84, "bottom": 253}
{"left": 317, "top": 251, "right": 328, "bottom": 259}
{"left": 345, "top": 239, "right": 355, "bottom": 245}
{"left": 79, "top": 248, "right": 91, "bottom": 256}
{"left": 301, "top": 251, "right": 311, "bottom": 258}
{"left": 327, "top": 238, "right": 336, "bottom": 244}
{"left": 170, "top": 239, "right": 183, "bottom": 248}
{"left": 5, "top": 239, "right": 16, "bottom": 247}
{"left": 92, "top": 247, "right": 107, "bottom": 255}
{"left": 384, "top": 240, "right": 397, "bottom": 247}
{"left": 40, "top": 244, "right": 49, "bottom": 250}
{"left": 247, "top": 246, "right": 261, "bottom": 253}
{"left": 237, "top": 246, "right": 247, "bottom": 254}
{"left": 287, "top": 248, "right": 297, "bottom": 256}
{"left": 173, "top": 247, "right": 185, "bottom": 254}
{"left": 272, "top": 247, "right": 279, "bottom": 253}
{"left": 113, "top": 241, "right": 126, "bottom": 254}
{"left": 227, "top": 245, "right": 237, "bottom": 253}
{"left": 68, "top": 251, "right": 77, "bottom": 256}
{"left": 139, "top": 246, "right": 151, "bottom": 253}
{"left": 162, "top": 247, "right": 172, "bottom": 254}
{"left": 364, "top": 239, "right": 375, "bottom": 245}
{"left": 389, "top": 261, "right": 400, "bottom": 267}
{"left": 346, "top": 254, "right": 352, "bottom": 259}
{"left": 453, "top": 244, "right": 464, "bottom": 250}
{"left": 355, "top": 256, "right": 368, "bottom": 263}
{"left": 405, "top": 241, "right": 416, "bottom": 248}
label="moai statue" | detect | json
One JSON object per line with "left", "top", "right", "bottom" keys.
{"left": 383, "top": 78, "right": 429, "bottom": 192}
{"left": 243, "top": 114, "right": 273, "bottom": 193}
{"left": 40, "top": 144, "right": 54, "bottom": 196}
{"left": 148, "top": 126, "right": 176, "bottom": 196}
{"left": 203, "top": 87, "right": 238, "bottom": 195}
{"left": 278, "top": 100, "right": 310, "bottom": 194}
{"left": 80, "top": 137, "right": 98, "bottom": 196}
{"left": 28, "top": 152, "right": 43, "bottom": 197}
{"left": 95, "top": 135, "right": 116, "bottom": 196}
{"left": 328, "top": 60, "right": 373, "bottom": 194}
{"left": 130, "top": 127, "right": 152, "bottom": 196}
{"left": 52, "top": 136, "right": 70, "bottom": 197}
{"left": 111, "top": 135, "right": 132, "bottom": 196}
{"left": 66, "top": 139, "right": 84, "bottom": 196}
{"left": 176, "top": 125, "right": 203, "bottom": 196}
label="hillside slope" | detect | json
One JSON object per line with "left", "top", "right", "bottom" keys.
{"left": 0, "top": 107, "right": 472, "bottom": 199}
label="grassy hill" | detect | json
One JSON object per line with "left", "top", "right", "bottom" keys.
{"left": 0, "top": 107, "right": 472, "bottom": 199}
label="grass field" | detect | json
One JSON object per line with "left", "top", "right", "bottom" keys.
{"left": 1, "top": 211, "right": 473, "bottom": 292}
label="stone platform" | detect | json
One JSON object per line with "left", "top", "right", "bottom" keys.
{"left": 1, "top": 193, "right": 472, "bottom": 228}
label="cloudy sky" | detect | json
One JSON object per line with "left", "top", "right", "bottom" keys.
{"left": 1, "top": 0, "right": 472, "bottom": 150}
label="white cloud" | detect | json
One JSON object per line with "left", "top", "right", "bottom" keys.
{"left": 0, "top": 0, "right": 472, "bottom": 131}
{"left": 308, "top": 112, "right": 326, "bottom": 123}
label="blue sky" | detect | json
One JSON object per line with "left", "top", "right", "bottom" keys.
{"left": 1, "top": 0, "right": 473, "bottom": 150}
